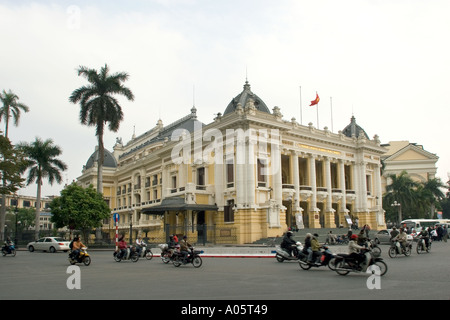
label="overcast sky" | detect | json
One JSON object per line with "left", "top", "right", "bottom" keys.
{"left": 1, "top": 0, "right": 449, "bottom": 197}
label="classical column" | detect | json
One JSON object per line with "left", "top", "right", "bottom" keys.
{"left": 339, "top": 159, "right": 347, "bottom": 216}
{"left": 309, "top": 155, "right": 317, "bottom": 210}
{"left": 246, "top": 134, "right": 256, "bottom": 207}
{"left": 235, "top": 139, "right": 246, "bottom": 207}
{"left": 324, "top": 156, "right": 335, "bottom": 227}
{"left": 292, "top": 151, "right": 300, "bottom": 213}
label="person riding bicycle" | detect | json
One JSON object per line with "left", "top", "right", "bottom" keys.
{"left": 418, "top": 228, "right": 430, "bottom": 249}
{"left": 281, "top": 231, "right": 297, "bottom": 256}
{"left": 180, "top": 235, "right": 193, "bottom": 263}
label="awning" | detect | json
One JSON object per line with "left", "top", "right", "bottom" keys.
{"left": 141, "top": 197, "right": 218, "bottom": 214}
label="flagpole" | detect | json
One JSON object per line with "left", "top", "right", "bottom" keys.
{"left": 317, "top": 99, "right": 319, "bottom": 129}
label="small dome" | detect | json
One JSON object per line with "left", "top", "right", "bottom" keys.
{"left": 223, "top": 81, "right": 270, "bottom": 115}
{"left": 342, "top": 116, "right": 369, "bottom": 139}
{"left": 85, "top": 148, "right": 117, "bottom": 169}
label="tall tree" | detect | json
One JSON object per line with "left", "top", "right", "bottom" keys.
{"left": 383, "top": 171, "right": 419, "bottom": 223}
{"left": 50, "top": 183, "right": 110, "bottom": 243}
{"left": 0, "top": 89, "right": 30, "bottom": 138}
{"left": 17, "top": 137, "right": 67, "bottom": 239}
{"left": 69, "top": 64, "right": 134, "bottom": 194}
{"left": 0, "top": 136, "right": 26, "bottom": 240}
{"left": 0, "top": 89, "right": 29, "bottom": 240}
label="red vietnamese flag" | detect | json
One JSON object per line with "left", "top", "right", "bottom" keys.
{"left": 310, "top": 92, "right": 320, "bottom": 106}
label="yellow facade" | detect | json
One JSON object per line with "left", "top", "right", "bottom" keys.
{"left": 77, "top": 82, "right": 388, "bottom": 244}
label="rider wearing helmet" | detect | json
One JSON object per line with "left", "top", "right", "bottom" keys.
{"left": 281, "top": 231, "right": 296, "bottom": 256}
{"left": 348, "top": 234, "right": 365, "bottom": 267}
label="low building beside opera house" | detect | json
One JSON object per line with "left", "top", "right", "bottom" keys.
{"left": 77, "top": 81, "right": 388, "bottom": 244}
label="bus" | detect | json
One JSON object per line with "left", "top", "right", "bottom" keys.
{"left": 400, "top": 219, "right": 450, "bottom": 233}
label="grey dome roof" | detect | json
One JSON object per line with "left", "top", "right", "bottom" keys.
{"left": 223, "top": 81, "right": 270, "bottom": 115}
{"left": 85, "top": 148, "right": 117, "bottom": 169}
{"left": 342, "top": 116, "right": 369, "bottom": 139}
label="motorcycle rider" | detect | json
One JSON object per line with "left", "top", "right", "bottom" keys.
{"left": 180, "top": 235, "right": 193, "bottom": 263}
{"left": 281, "top": 231, "right": 297, "bottom": 256}
{"left": 71, "top": 236, "right": 86, "bottom": 260}
{"left": 135, "top": 236, "right": 146, "bottom": 256}
{"left": 418, "top": 228, "right": 430, "bottom": 249}
{"left": 310, "top": 233, "right": 322, "bottom": 265}
{"left": 348, "top": 234, "right": 365, "bottom": 267}
{"left": 389, "top": 227, "right": 399, "bottom": 242}
{"left": 393, "top": 228, "right": 408, "bottom": 252}
{"left": 118, "top": 235, "right": 128, "bottom": 259}
{"left": 3, "top": 236, "right": 14, "bottom": 253}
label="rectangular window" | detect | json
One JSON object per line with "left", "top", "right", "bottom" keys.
{"left": 226, "top": 159, "right": 234, "bottom": 188}
{"left": 257, "top": 158, "right": 267, "bottom": 186}
{"left": 224, "top": 200, "right": 234, "bottom": 223}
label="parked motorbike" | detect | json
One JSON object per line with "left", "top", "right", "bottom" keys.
{"left": 298, "top": 245, "right": 337, "bottom": 271}
{"left": 334, "top": 248, "right": 388, "bottom": 276}
{"left": 275, "top": 242, "right": 303, "bottom": 262}
{"left": 388, "top": 240, "right": 412, "bottom": 258}
{"left": 114, "top": 246, "right": 139, "bottom": 262}
{"left": 416, "top": 237, "right": 431, "bottom": 254}
{"left": 172, "top": 247, "right": 203, "bottom": 268}
{"left": 1, "top": 243, "right": 16, "bottom": 257}
{"left": 68, "top": 247, "right": 91, "bottom": 266}
{"left": 136, "top": 243, "right": 153, "bottom": 260}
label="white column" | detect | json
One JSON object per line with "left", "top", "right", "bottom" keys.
{"left": 309, "top": 154, "right": 317, "bottom": 211}
{"left": 339, "top": 159, "right": 347, "bottom": 212}
{"left": 325, "top": 157, "right": 332, "bottom": 213}
{"left": 246, "top": 135, "right": 256, "bottom": 207}
{"left": 292, "top": 151, "right": 300, "bottom": 212}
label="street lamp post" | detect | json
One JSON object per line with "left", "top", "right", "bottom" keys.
{"left": 129, "top": 210, "right": 133, "bottom": 245}
{"left": 391, "top": 201, "right": 402, "bottom": 227}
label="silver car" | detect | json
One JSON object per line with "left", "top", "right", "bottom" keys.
{"left": 27, "top": 237, "right": 71, "bottom": 253}
{"left": 374, "top": 229, "right": 413, "bottom": 244}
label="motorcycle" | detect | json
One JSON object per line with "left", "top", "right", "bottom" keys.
{"left": 334, "top": 248, "right": 388, "bottom": 276}
{"left": 1, "top": 243, "right": 16, "bottom": 257}
{"left": 136, "top": 243, "right": 153, "bottom": 260}
{"left": 366, "top": 239, "right": 381, "bottom": 258}
{"left": 275, "top": 241, "right": 303, "bottom": 262}
{"left": 298, "top": 245, "right": 337, "bottom": 271}
{"left": 114, "top": 246, "right": 139, "bottom": 262}
{"left": 159, "top": 243, "right": 178, "bottom": 264}
{"left": 68, "top": 247, "right": 91, "bottom": 266}
{"left": 172, "top": 247, "right": 203, "bottom": 268}
{"left": 388, "top": 240, "right": 412, "bottom": 258}
{"left": 416, "top": 237, "right": 431, "bottom": 254}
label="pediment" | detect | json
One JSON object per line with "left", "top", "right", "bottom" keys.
{"left": 384, "top": 144, "right": 438, "bottom": 162}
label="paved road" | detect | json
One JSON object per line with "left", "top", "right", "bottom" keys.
{"left": 1, "top": 242, "right": 449, "bottom": 301}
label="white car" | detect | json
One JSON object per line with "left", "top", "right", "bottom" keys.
{"left": 27, "top": 237, "right": 71, "bottom": 253}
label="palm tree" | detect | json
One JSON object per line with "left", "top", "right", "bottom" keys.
{"left": 383, "top": 171, "right": 419, "bottom": 223}
{"left": 69, "top": 64, "right": 134, "bottom": 194}
{"left": 0, "top": 89, "right": 30, "bottom": 138}
{"left": 420, "top": 178, "right": 445, "bottom": 218}
{"left": 0, "top": 89, "right": 29, "bottom": 241}
{"left": 17, "top": 137, "right": 67, "bottom": 239}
